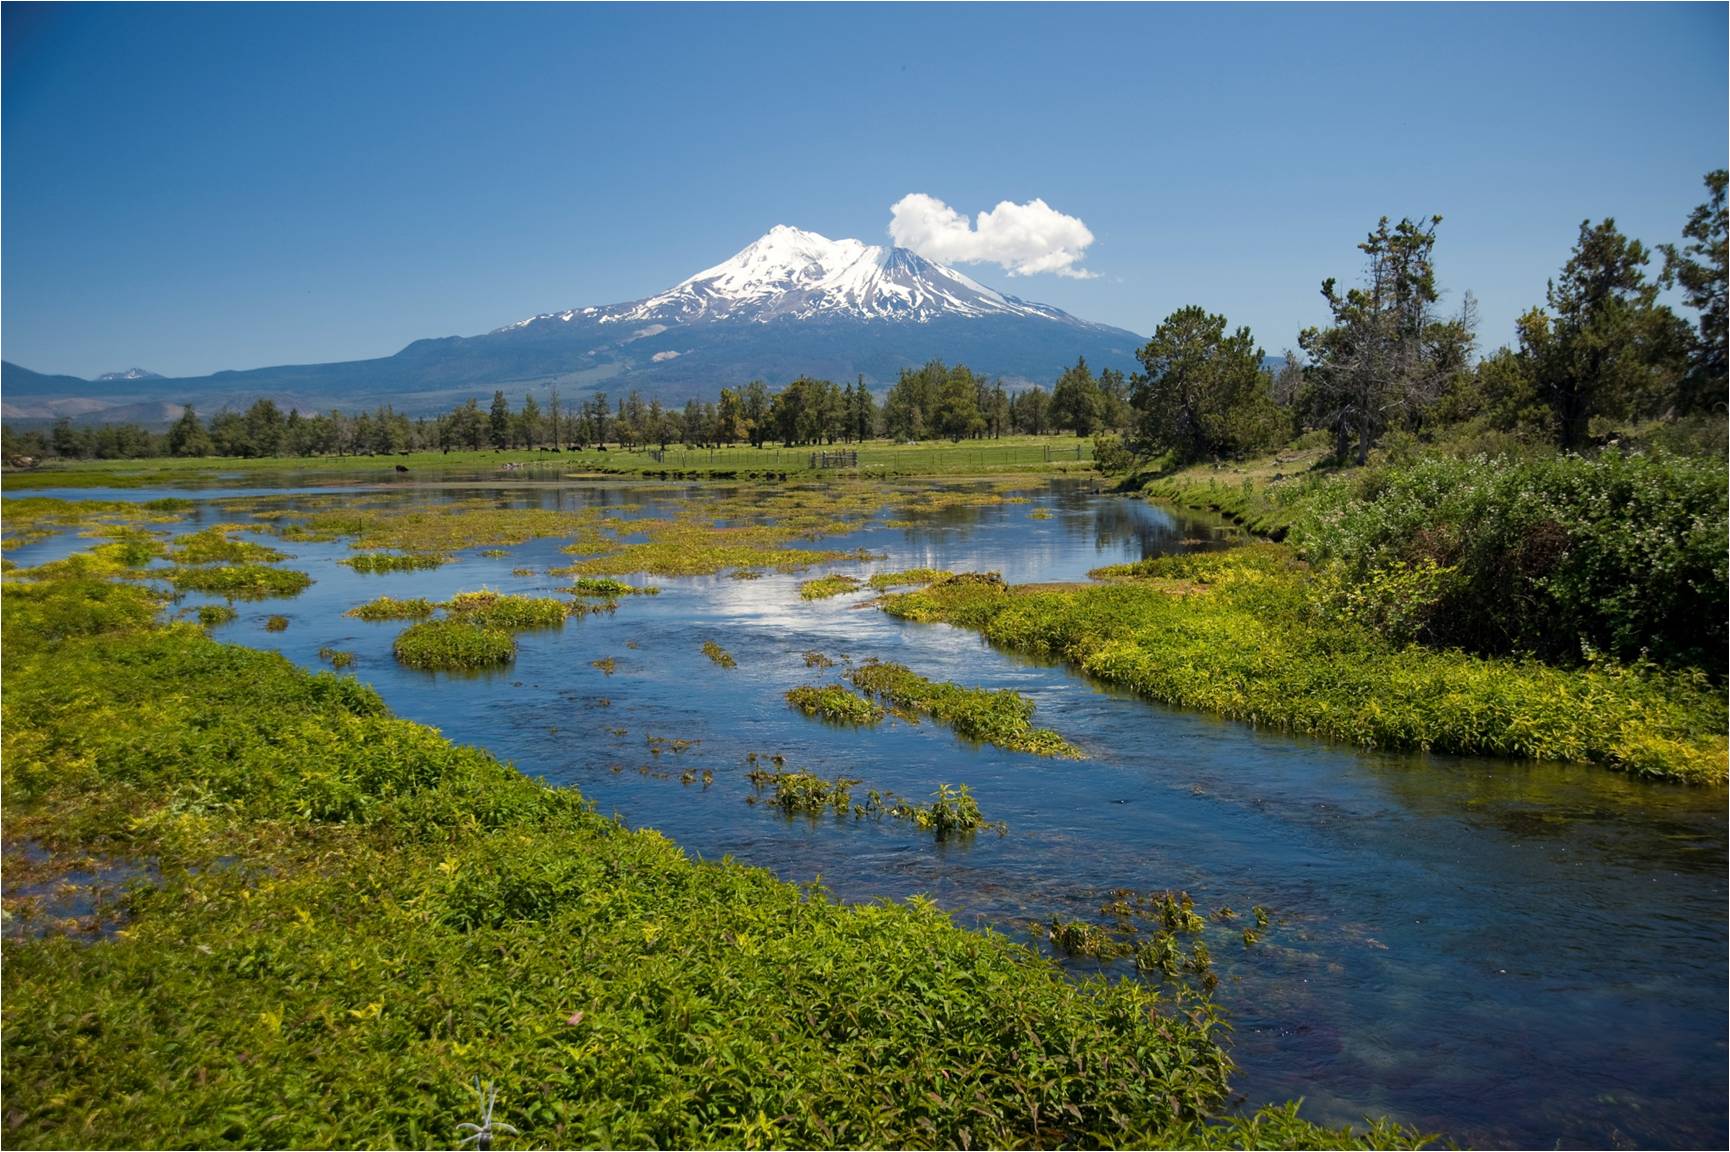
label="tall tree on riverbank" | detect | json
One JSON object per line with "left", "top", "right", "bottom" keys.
{"left": 167, "top": 405, "right": 213, "bottom": 457}
{"left": 488, "top": 391, "right": 511, "bottom": 449}
{"left": 1661, "top": 169, "right": 1728, "bottom": 413}
{"left": 1050, "top": 356, "right": 1103, "bottom": 436}
{"left": 1520, "top": 219, "right": 1689, "bottom": 447}
{"left": 1131, "top": 305, "right": 1279, "bottom": 462}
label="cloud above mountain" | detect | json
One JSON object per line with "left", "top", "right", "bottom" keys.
{"left": 887, "top": 194, "right": 1097, "bottom": 279}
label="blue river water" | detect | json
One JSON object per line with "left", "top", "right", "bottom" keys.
{"left": 6, "top": 475, "right": 1725, "bottom": 1149}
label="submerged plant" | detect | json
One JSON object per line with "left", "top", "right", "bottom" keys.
{"left": 592, "top": 657, "right": 617, "bottom": 676}
{"left": 701, "top": 640, "right": 736, "bottom": 669}
{"left": 317, "top": 646, "right": 356, "bottom": 670}
{"left": 746, "top": 768, "right": 859, "bottom": 816}
{"left": 888, "top": 783, "right": 1003, "bottom": 838}
{"left": 194, "top": 604, "right": 237, "bottom": 627}
{"left": 264, "top": 615, "right": 289, "bottom": 632}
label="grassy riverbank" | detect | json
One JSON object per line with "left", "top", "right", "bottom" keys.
{"left": 881, "top": 551, "right": 1727, "bottom": 784}
{"left": 0, "top": 548, "right": 1425, "bottom": 1149}
{"left": 0, "top": 435, "right": 1097, "bottom": 490}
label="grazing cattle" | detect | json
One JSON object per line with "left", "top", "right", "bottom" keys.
{"left": 395, "top": 464, "right": 409, "bottom": 473}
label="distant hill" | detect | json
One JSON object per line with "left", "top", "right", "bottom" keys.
{"left": 3, "top": 226, "right": 1149, "bottom": 420}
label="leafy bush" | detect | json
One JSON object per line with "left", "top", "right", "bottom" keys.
{"left": 392, "top": 619, "right": 515, "bottom": 670}
{"left": 1290, "top": 451, "right": 1728, "bottom": 675}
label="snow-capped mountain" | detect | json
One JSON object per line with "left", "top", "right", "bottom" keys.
{"left": 499, "top": 226, "right": 1102, "bottom": 331}
{"left": 2, "top": 226, "right": 1145, "bottom": 417}
{"left": 95, "top": 367, "right": 163, "bottom": 381}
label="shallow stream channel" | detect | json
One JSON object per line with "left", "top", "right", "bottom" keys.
{"left": 8, "top": 474, "right": 1725, "bottom": 1149}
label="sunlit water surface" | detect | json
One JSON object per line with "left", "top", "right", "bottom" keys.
{"left": 7, "top": 476, "right": 1725, "bottom": 1150}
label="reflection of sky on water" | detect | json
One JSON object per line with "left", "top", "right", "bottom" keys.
{"left": 9, "top": 477, "right": 1726, "bottom": 1151}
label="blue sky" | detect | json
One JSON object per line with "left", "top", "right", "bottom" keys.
{"left": 3, "top": 3, "right": 1725, "bottom": 380}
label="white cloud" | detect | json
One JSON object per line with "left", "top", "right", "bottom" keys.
{"left": 888, "top": 193, "right": 1097, "bottom": 279}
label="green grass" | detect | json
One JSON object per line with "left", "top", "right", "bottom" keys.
{"left": 883, "top": 546, "right": 1728, "bottom": 784}
{"left": 341, "top": 551, "right": 448, "bottom": 574}
{"left": 785, "top": 684, "right": 885, "bottom": 726}
{"left": 798, "top": 573, "right": 863, "bottom": 599}
{"left": 392, "top": 619, "right": 516, "bottom": 670}
{"left": 865, "top": 568, "right": 949, "bottom": 590}
{"left": 345, "top": 595, "right": 438, "bottom": 621}
{"left": 158, "top": 564, "right": 313, "bottom": 600}
{"left": 846, "top": 660, "right": 1083, "bottom": 759}
{"left": 563, "top": 576, "right": 659, "bottom": 597}
{"left": 444, "top": 590, "right": 571, "bottom": 630}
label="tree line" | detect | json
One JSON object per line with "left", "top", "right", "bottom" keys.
{"left": 5, "top": 170, "right": 1721, "bottom": 466}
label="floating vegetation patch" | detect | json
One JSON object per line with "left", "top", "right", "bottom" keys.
{"left": 194, "top": 604, "right": 236, "bottom": 627}
{"left": 563, "top": 576, "right": 659, "bottom": 597}
{"left": 866, "top": 568, "right": 949, "bottom": 590}
{"left": 557, "top": 519, "right": 863, "bottom": 578}
{"left": 745, "top": 771, "right": 1003, "bottom": 839}
{"left": 1029, "top": 508, "right": 1054, "bottom": 520}
{"left": 277, "top": 503, "right": 610, "bottom": 555}
{"left": 884, "top": 783, "right": 1002, "bottom": 838}
{"left": 159, "top": 564, "right": 313, "bottom": 600}
{"left": 802, "top": 650, "right": 836, "bottom": 668}
{"left": 316, "top": 646, "right": 355, "bottom": 669}
{"left": 392, "top": 619, "right": 515, "bottom": 670}
{"left": 746, "top": 768, "right": 859, "bottom": 816}
{"left": 846, "top": 660, "right": 1081, "bottom": 758}
{"left": 511, "top": 567, "right": 538, "bottom": 577}
{"left": 786, "top": 684, "right": 884, "bottom": 726}
{"left": 344, "top": 596, "right": 437, "bottom": 621}
{"left": 479, "top": 548, "right": 510, "bottom": 558}
{"left": 701, "top": 640, "right": 736, "bottom": 669}
{"left": 168, "top": 525, "right": 288, "bottom": 565}
{"left": 799, "top": 573, "right": 864, "bottom": 600}
{"left": 646, "top": 735, "right": 699, "bottom": 755}
{"left": 264, "top": 615, "right": 289, "bottom": 632}
{"left": 0, "top": 496, "right": 188, "bottom": 551}
{"left": 591, "top": 657, "right": 617, "bottom": 676}
{"left": 341, "top": 551, "right": 447, "bottom": 574}
{"left": 444, "top": 590, "right": 569, "bottom": 630}
{"left": 882, "top": 545, "right": 1728, "bottom": 784}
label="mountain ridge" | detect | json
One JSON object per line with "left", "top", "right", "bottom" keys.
{"left": 4, "top": 226, "right": 1147, "bottom": 421}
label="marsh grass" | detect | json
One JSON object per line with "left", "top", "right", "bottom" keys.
{"left": 168, "top": 525, "right": 288, "bottom": 565}
{"left": 866, "top": 568, "right": 950, "bottom": 590}
{"left": 345, "top": 596, "right": 437, "bottom": 621}
{"left": 194, "top": 604, "right": 236, "bottom": 627}
{"left": 785, "top": 684, "right": 884, "bottom": 725}
{"left": 886, "top": 545, "right": 1727, "bottom": 783}
{"left": 392, "top": 619, "right": 515, "bottom": 670}
{"left": 317, "top": 646, "right": 356, "bottom": 669}
{"left": 563, "top": 576, "right": 659, "bottom": 597}
{"left": 444, "top": 590, "right": 569, "bottom": 630}
{"left": 798, "top": 574, "right": 863, "bottom": 600}
{"left": 342, "top": 551, "right": 448, "bottom": 574}
{"left": 846, "top": 660, "right": 1082, "bottom": 758}
{"left": 160, "top": 564, "right": 314, "bottom": 600}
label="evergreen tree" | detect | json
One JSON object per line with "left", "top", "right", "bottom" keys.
{"left": 1050, "top": 356, "right": 1103, "bottom": 436}
{"left": 489, "top": 390, "right": 511, "bottom": 449}
{"left": 1131, "top": 305, "right": 1276, "bottom": 462}
{"left": 166, "top": 404, "right": 213, "bottom": 457}
{"left": 1661, "top": 169, "right": 1728, "bottom": 413}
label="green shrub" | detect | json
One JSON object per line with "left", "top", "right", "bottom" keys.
{"left": 392, "top": 619, "right": 515, "bottom": 669}
{"left": 1290, "top": 450, "right": 1728, "bottom": 676}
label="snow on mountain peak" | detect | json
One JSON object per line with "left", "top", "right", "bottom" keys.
{"left": 498, "top": 226, "right": 1098, "bottom": 334}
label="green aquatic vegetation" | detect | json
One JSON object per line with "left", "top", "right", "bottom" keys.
{"left": 798, "top": 573, "right": 863, "bottom": 599}
{"left": 701, "top": 640, "right": 736, "bottom": 669}
{"left": 866, "top": 568, "right": 950, "bottom": 590}
{"left": 785, "top": 684, "right": 885, "bottom": 726}
{"left": 1049, "top": 918, "right": 1128, "bottom": 959}
{"left": 591, "top": 657, "right": 617, "bottom": 676}
{"left": 167, "top": 525, "right": 287, "bottom": 565}
{"left": 342, "top": 551, "right": 448, "bottom": 574}
{"left": 443, "top": 590, "right": 569, "bottom": 630}
{"left": 392, "top": 619, "right": 515, "bottom": 670}
{"left": 264, "top": 615, "right": 289, "bottom": 632}
{"left": 510, "top": 566, "right": 537, "bottom": 577}
{"left": 479, "top": 548, "right": 510, "bottom": 557}
{"left": 317, "top": 646, "right": 355, "bottom": 669}
{"left": 557, "top": 517, "right": 862, "bottom": 578}
{"left": 802, "top": 649, "right": 836, "bottom": 668}
{"left": 344, "top": 595, "right": 437, "bottom": 621}
{"left": 1029, "top": 508, "right": 1054, "bottom": 520}
{"left": 194, "top": 604, "right": 236, "bottom": 627}
{"left": 563, "top": 576, "right": 659, "bottom": 597}
{"left": 746, "top": 768, "right": 860, "bottom": 816}
{"left": 846, "top": 660, "right": 1082, "bottom": 758}
{"left": 887, "top": 783, "right": 1004, "bottom": 838}
{"left": 159, "top": 564, "right": 313, "bottom": 600}
{"left": 883, "top": 545, "right": 1728, "bottom": 784}
{"left": 278, "top": 503, "right": 609, "bottom": 556}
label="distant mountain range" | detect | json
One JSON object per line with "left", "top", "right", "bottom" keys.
{"left": 2, "top": 226, "right": 1147, "bottom": 424}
